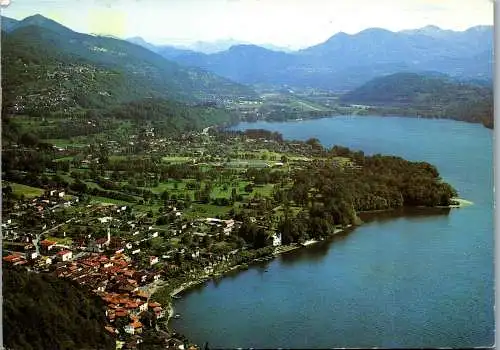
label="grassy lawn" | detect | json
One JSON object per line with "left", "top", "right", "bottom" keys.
{"left": 238, "top": 181, "right": 252, "bottom": 193}
{"left": 169, "top": 237, "right": 181, "bottom": 247}
{"left": 147, "top": 180, "right": 188, "bottom": 194}
{"left": 134, "top": 203, "right": 163, "bottom": 215}
{"left": 53, "top": 156, "right": 75, "bottom": 162}
{"left": 251, "top": 184, "right": 274, "bottom": 198}
{"left": 84, "top": 181, "right": 104, "bottom": 190}
{"left": 183, "top": 204, "right": 232, "bottom": 219}
{"left": 89, "top": 196, "right": 131, "bottom": 205}
{"left": 45, "top": 235, "right": 73, "bottom": 245}
{"left": 9, "top": 183, "right": 45, "bottom": 199}
{"left": 161, "top": 156, "right": 193, "bottom": 163}
{"left": 109, "top": 155, "right": 129, "bottom": 162}
{"left": 210, "top": 185, "right": 231, "bottom": 199}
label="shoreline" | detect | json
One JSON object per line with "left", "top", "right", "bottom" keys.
{"left": 443, "top": 197, "right": 474, "bottom": 208}
{"left": 159, "top": 199, "right": 470, "bottom": 334}
{"left": 162, "top": 225, "right": 353, "bottom": 330}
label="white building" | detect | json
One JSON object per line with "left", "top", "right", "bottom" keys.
{"left": 272, "top": 232, "right": 282, "bottom": 247}
{"left": 98, "top": 217, "right": 112, "bottom": 224}
{"left": 57, "top": 250, "right": 73, "bottom": 261}
{"left": 149, "top": 256, "right": 159, "bottom": 265}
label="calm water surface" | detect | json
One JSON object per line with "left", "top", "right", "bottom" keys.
{"left": 172, "top": 116, "right": 494, "bottom": 348}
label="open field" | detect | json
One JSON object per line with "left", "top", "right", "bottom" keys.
{"left": 8, "top": 183, "right": 45, "bottom": 198}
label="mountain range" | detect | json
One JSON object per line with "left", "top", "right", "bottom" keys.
{"left": 128, "top": 25, "right": 492, "bottom": 91}
{"left": 1, "top": 14, "right": 493, "bottom": 129}
{"left": 129, "top": 37, "right": 293, "bottom": 54}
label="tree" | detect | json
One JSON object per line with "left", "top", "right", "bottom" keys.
{"left": 161, "top": 190, "right": 170, "bottom": 201}
{"left": 305, "top": 138, "right": 322, "bottom": 150}
{"left": 19, "top": 132, "right": 39, "bottom": 147}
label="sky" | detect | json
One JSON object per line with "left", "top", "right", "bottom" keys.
{"left": 1, "top": 0, "right": 494, "bottom": 49}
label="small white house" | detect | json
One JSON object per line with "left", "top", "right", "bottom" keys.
{"left": 57, "top": 250, "right": 73, "bottom": 261}
{"left": 27, "top": 251, "right": 39, "bottom": 260}
{"left": 98, "top": 217, "right": 112, "bottom": 224}
{"left": 124, "top": 324, "right": 135, "bottom": 335}
{"left": 272, "top": 232, "right": 282, "bottom": 247}
{"left": 139, "top": 302, "right": 148, "bottom": 312}
{"left": 149, "top": 256, "right": 159, "bottom": 265}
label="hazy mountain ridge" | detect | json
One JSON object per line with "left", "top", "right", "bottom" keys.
{"left": 5, "top": 15, "right": 490, "bottom": 92}
{"left": 154, "top": 25, "right": 492, "bottom": 90}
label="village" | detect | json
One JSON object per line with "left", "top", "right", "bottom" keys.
{"left": 2, "top": 121, "right": 364, "bottom": 349}
{"left": 2, "top": 182, "right": 287, "bottom": 349}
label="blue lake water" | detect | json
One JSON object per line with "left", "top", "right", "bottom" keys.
{"left": 171, "top": 116, "right": 494, "bottom": 348}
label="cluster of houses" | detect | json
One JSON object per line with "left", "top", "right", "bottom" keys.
{"left": 3, "top": 182, "right": 286, "bottom": 349}
{"left": 52, "top": 251, "right": 167, "bottom": 339}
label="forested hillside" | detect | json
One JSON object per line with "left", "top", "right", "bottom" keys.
{"left": 1, "top": 15, "right": 253, "bottom": 145}
{"left": 1, "top": 14, "right": 257, "bottom": 116}
{"left": 3, "top": 268, "right": 115, "bottom": 350}
{"left": 341, "top": 73, "right": 494, "bottom": 128}
{"left": 103, "top": 98, "right": 240, "bottom": 135}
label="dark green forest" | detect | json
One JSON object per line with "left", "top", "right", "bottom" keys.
{"left": 262, "top": 143, "right": 457, "bottom": 244}
{"left": 3, "top": 268, "right": 115, "bottom": 350}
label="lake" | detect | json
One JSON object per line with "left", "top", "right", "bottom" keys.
{"left": 171, "top": 116, "right": 494, "bottom": 348}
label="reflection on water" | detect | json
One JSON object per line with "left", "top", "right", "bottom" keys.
{"left": 359, "top": 207, "right": 451, "bottom": 223}
{"left": 279, "top": 230, "right": 354, "bottom": 266}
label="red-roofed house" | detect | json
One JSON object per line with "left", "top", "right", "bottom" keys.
{"left": 124, "top": 320, "right": 143, "bottom": 335}
{"left": 148, "top": 302, "right": 161, "bottom": 309}
{"left": 40, "top": 240, "right": 56, "bottom": 253}
{"left": 115, "top": 308, "right": 128, "bottom": 318}
{"left": 3, "top": 255, "right": 25, "bottom": 266}
{"left": 56, "top": 250, "right": 73, "bottom": 262}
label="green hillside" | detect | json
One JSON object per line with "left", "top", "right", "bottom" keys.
{"left": 103, "top": 98, "right": 240, "bottom": 135}
{"left": 1, "top": 15, "right": 257, "bottom": 116}
{"left": 341, "top": 73, "right": 493, "bottom": 128}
